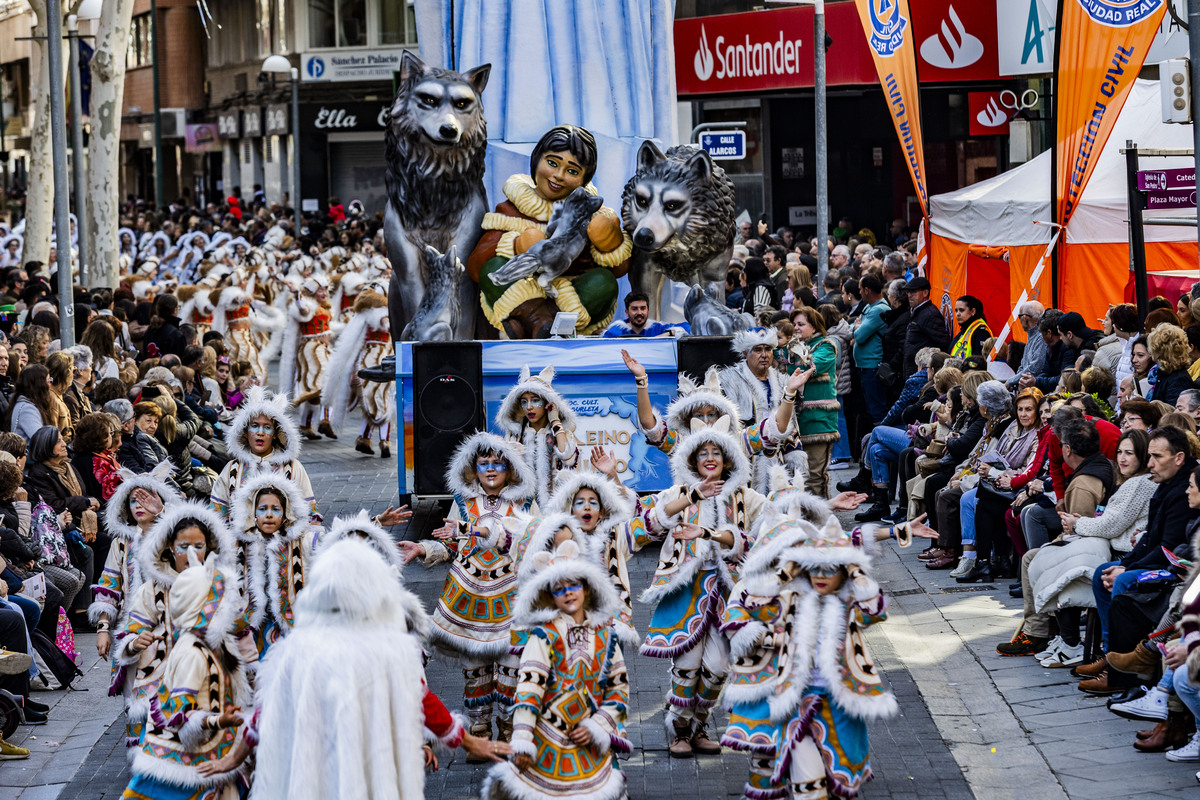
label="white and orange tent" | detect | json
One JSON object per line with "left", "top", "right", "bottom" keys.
{"left": 928, "top": 79, "right": 1197, "bottom": 343}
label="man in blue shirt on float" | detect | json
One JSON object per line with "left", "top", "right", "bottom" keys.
{"left": 602, "top": 292, "right": 689, "bottom": 338}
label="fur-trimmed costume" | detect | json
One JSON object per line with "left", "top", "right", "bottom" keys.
{"left": 635, "top": 418, "right": 768, "bottom": 744}
{"left": 231, "top": 473, "right": 318, "bottom": 661}
{"left": 507, "top": 471, "right": 640, "bottom": 647}
{"left": 279, "top": 278, "right": 336, "bottom": 437}
{"left": 249, "top": 540, "right": 431, "bottom": 800}
{"left": 211, "top": 284, "right": 285, "bottom": 379}
{"left": 318, "top": 511, "right": 431, "bottom": 642}
{"left": 415, "top": 432, "right": 538, "bottom": 737}
{"left": 483, "top": 541, "right": 630, "bottom": 800}
{"left": 495, "top": 366, "right": 580, "bottom": 507}
{"left": 123, "top": 551, "right": 249, "bottom": 800}
{"left": 720, "top": 330, "right": 807, "bottom": 494}
{"left": 321, "top": 289, "right": 394, "bottom": 455}
{"left": 177, "top": 285, "right": 216, "bottom": 340}
{"left": 113, "top": 502, "right": 239, "bottom": 756}
{"left": 639, "top": 366, "right": 802, "bottom": 493}
{"left": 721, "top": 517, "right": 896, "bottom": 800}
{"left": 211, "top": 386, "right": 317, "bottom": 524}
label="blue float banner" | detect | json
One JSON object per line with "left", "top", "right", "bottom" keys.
{"left": 395, "top": 339, "right": 680, "bottom": 496}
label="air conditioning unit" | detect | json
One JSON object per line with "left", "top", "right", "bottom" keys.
{"left": 160, "top": 108, "right": 187, "bottom": 138}
{"left": 1161, "top": 59, "right": 1192, "bottom": 124}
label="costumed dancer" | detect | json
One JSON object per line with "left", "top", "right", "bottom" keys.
{"left": 330, "top": 271, "right": 367, "bottom": 327}
{"left": 467, "top": 125, "right": 633, "bottom": 338}
{"left": 210, "top": 386, "right": 318, "bottom": 524}
{"left": 721, "top": 513, "right": 897, "bottom": 800}
{"left": 623, "top": 350, "right": 806, "bottom": 493}
{"left": 89, "top": 464, "right": 179, "bottom": 753}
{"left": 507, "top": 452, "right": 639, "bottom": 648}
{"left": 89, "top": 462, "right": 179, "bottom": 659}
{"left": 210, "top": 275, "right": 285, "bottom": 380}
{"left": 113, "top": 501, "right": 239, "bottom": 757}
{"left": 720, "top": 329, "right": 810, "bottom": 493}
{"left": 495, "top": 365, "right": 580, "bottom": 507}
{"left": 230, "top": 473, "right": 318, "bottom": 662}
{"left": 122, "top": 544, "right": 249, "bottom": 800}
{"left": 636, "top": 416, "right": 768, "bottom": 758}
{"left": 279, "top": 275, "right": 337, "bottom": 440}
{"left": 321, "top": 288, "right": 394, "bottom": 457}
{"left": 240, "top": 539, "right": 509, "bottom": 799}
{"left": 398, "top": 432, "right": 537, "bottom": 746}
{"left": 178, "top": 281, "right": 218, "bottom": 340}
{"left": 483, "top": 540, "right": 630, "bottom": 800}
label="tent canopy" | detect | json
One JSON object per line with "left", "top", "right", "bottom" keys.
{"left": 931, "top": 80, "right": 1194, "bottom": 248}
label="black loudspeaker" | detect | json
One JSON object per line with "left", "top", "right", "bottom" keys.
{"left": 413, "top": 341, "right": 484, "bottom": 495}
{"left": 677, "top": 335, "right": 740, "bottom": 382}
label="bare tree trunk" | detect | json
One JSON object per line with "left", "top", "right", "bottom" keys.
{"left": 23, "top": 0, "right": 52, "bottom": 268}
{"left": 85, "top": 0, "right": 136, "bottom": 288}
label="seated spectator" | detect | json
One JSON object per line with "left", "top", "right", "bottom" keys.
{"left": 62, "top": 345, "right": 94, "bottom": 428}
{"left": 71, "top": 412, "right": 123, "bottom": 503}
{"left": 44, "top": 351, "right": 74, "bottom": 440}
{"left": 1178, "top": 388, "right": 1200, "bottom": 424}
{"left": 1027, "top": 429, "right": 1154, "bottom": 667}
{"left": 997, "top": 418, "right": 1114, "bottom": 658}
{"left": 79, "top": 318, "right": 121, "bottom": 381}
{"left": 1120, "top": 397, "right": 1162, "bottom": 432}
{"left": 601, "top": 292, "right": 688, "bottom": 338}
{"left": 1092, "top": 427, "right": 1199, "bottom": 658}
{"left": 6, "top": 364, "right": 55, "bottom": 443}
{"left": 1057, "top": 368, "right": 1082, "bottom": 395}
{"left": 1082, "top": 365, "right": 1117, "bottom": 411}
{"left": 116, "top": 401, "right": 170, "bottom": 474}
{"left": 1147, "top": 324, "right": 1198, "bottom": 407}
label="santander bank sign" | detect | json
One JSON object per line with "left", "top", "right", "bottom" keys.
{"left": 676, "top": 5, "right": 881, "bottom": 95}
{"left": 693, "top": 23, "right": 804, "bottom": 82}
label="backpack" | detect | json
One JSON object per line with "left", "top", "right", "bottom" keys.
{"left": 29, "top": 628, "right": 81, "bottom": 689}
{"left": 28, "top": 502, "right": 70, "bottom": 569}
{"left": 54, "top": 608, "right": 77, "bottom": 663}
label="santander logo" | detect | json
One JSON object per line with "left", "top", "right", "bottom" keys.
{"left": 695, "top": 25, "right": 714, "bottom": 81}
{"left": 919, "top": 5, "right": 984, "bottom": 70}
{"left": 976, "top": 96, "right": 1007, "bottom": 128}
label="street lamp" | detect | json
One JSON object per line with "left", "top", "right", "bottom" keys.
{"left": 262, "top": 56, "right": 301, "bottom": 220}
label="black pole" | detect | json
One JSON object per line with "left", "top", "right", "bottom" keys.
{"left": 150, "top": 0, "right": 164, "bottom": 206}
{"left": 1126, "top": 140, "right": 1149, "bottom": 326}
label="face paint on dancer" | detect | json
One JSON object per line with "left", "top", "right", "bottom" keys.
{"left": 551, "top": 580, "right": 588, "bottom": 623}
{"left": 571, "top": 488, "right": 603, "bottom": 533}
{"left": 475, "top": 453, "right": 510, "bottom": 493}
{"left": 255, "top": 492, "right": 285, "bottom": 536}
{"left": 519, "top": 392, "right": 547, "bottom": 426}
{"left": 807, "top": 565, "right": 846, "bottom": 595}
{"left": 247, "top": 414, "right": 276, "bottom": 457}
{"left": 695, "top": 443, "right": 726, "bottom": 480}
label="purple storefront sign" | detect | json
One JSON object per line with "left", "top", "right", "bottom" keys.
{"left": 1137, "top": 169, "right": 1196, "bottom": 192}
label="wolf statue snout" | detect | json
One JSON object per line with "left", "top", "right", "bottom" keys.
{"left": 436, "top": 122, "right": 461, "bottom": 142}
{"left": 633, "top": 228, "right": 658, "bottom": 249}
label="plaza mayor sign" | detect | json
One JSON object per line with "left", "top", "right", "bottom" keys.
{"left": 675, "top": 5, "right": 878, "bottom": 94}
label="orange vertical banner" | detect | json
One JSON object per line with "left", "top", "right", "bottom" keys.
{"left": 853, "top": 0, "right": 929, "bottom": 218}
{"left": 1055, "top": 0, "right": 1167, "bottom": 226}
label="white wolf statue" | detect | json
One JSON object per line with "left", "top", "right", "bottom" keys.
{"left": 384, "top": 51, "right": 490, "bottom": 342}
{"left": 621, "top": 140, "right": 738, "bottom": 321}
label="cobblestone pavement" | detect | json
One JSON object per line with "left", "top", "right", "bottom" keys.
{"left": 8, "top": 448, "right": 1195, "bottom": 799}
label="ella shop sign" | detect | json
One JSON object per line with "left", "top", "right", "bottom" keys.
{"left": 302, "top": 102, "right": 391, "bottom": 134}
{"left": 675, "top": 5, "right": 877, "bottom": 95}
{"left": 301, "top": 48, "right": 406, "bottom": 83}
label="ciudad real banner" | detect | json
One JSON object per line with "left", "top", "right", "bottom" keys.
{"left": 1055, "top": 0, "right": 1168, "bottom": 226}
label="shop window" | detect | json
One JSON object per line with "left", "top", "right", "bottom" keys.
{"left": 308, "top": 0, "right": 367, "bottom": 48}
{"left": 379, "top": 0, "right": 417, "bottom": 45}
{"left": 127, "top": 13, "right": 154, "bottom": 68}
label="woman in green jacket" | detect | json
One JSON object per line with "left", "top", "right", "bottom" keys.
{"left": 791, "top": 305, "right": 841, "bottom": 498}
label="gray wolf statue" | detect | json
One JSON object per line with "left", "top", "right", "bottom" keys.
{"left": 487, "top": 187, "right": 605, "bottom": 298}
{"left": 400, "top": 246, "right": 464, "bottom": 342}
{"left": 385, "top": 51, "right": 490, "bottom": 341}
{"left": 621, "top": 141, "right": 737, "bottom": 320}
{"left": 684, "top": 283, "right": 752, "bottom": 335}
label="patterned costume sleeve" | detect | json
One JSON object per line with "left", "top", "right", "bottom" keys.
{"left": 155, "top": 644, "right": 215, "bottom": 751}
{"left": 210, "top": 463, "right": 236, "bottom": 518}
{"left": 290, "top": 461, "right": 321, "bottom": 523}
{"left": 88, "top": 539, "right": 126, "bottom": 625}
{"left": 721, "top": 586, "right": 779, "bottom": 659}
{"left": 579, "top": 638, "right": 630, "bottom": 755}
{"left": 421, "top": 502, "right": 463, "bottom": 565}
{"left": 114, "top": 581, "right": 159, "bottom": 665}
{"left": 849, "top": 572, "right": 887, "bottom": 627}
{"left": 549, "top": 426, "right": 580, "bottom": 471}
{"left": 510, "top": 628, "right": 554, "bottom": 758}
{"left": 639, "top": 410, "right": 678, "bottom": 455}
